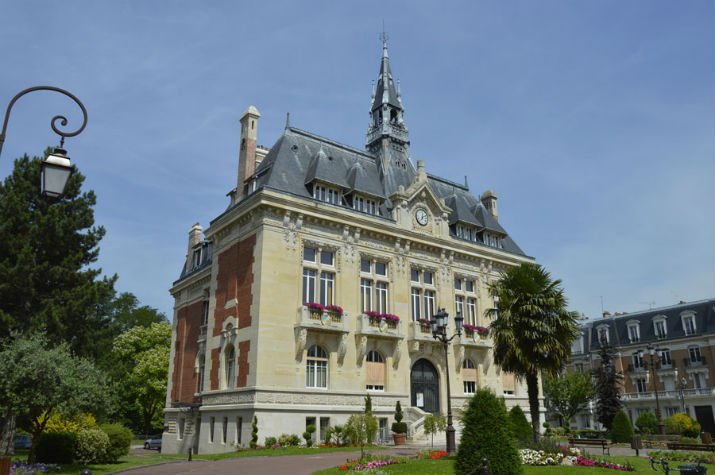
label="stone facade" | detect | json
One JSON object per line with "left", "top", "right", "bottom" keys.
{"left": 162, "top": 40, "right": 537, "bottom": 454}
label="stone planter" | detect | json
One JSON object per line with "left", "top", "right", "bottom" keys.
{"left": 392, "top": 433, "right": 407, "bottom": 445}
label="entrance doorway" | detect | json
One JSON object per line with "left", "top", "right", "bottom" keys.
{"left": 695, "top": 406, "right": 715, "bottom": 436}
{"left": 411, "top": 359, "right": 440, "bottom": 413}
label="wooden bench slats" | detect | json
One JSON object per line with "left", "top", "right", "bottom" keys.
{"left": 568, "top": 438, "right": 610, "bottom": 456}
{"left": 666, "top": 442, "right": 715, "bottom": 453}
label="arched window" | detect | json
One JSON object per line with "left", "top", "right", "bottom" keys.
{"left": 463, "top": 359, "right": 477, "bottom": 395}
{"left": 225, "top": 345, "right": 236, "bottom": 389}
{"left": 366, "top": 350, "right": 385, "bottom": 392}
{"left": 306, "top": 345, "right": 328, "bottom": 389}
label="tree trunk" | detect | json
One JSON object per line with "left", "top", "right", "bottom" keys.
{"left": 0, "top": 416, "right": 15, "bottom": 456}
{"left": 526, "top": 370, "right": 541, "bottom": 443}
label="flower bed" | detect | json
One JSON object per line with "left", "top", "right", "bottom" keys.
{"left": 519, "top": 448, "right": 633, "bottom": 471}
{"left": 10, "top": 462, "right": 60, "bottom": 475}
{"left": 338, "top": 456, "right": 403, "bottom": 472}
{"left": 575, "top": 455, "right": 633, "bottom": 471}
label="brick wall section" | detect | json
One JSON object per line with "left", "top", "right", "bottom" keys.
{"left": 171, "top": 301, "right": 202, "bottom": 403}
{"left": 213, "top": 234, "right": 256, "bottom": 336}
{"left": 210, "top": 347, "right": 220, "bottom": 391}
{"left": 237, "top": 340, "right": 251, "bottom": 387}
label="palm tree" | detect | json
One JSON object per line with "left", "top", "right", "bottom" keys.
{"left": 487, "top": 263, "right": 580, "bottom": 442}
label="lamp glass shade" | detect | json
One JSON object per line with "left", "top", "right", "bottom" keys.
{"left": 430, "top": 316, "right": 438, "bottom": 335}
{"left": 454, "top": 313, "right": 464, "bottom": 334}
{"left": 438, "top": 310, "right": 447, "bottom": 328}
{"left": 41, "top": 149, "right": 72, "bottom": 198}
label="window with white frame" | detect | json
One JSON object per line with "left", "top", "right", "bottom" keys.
{"left": 312, "top": 183, "right": 341, "bottom": 205}
{"left": 463, "top": 359, "right": 477, "bottom": 395}
{"left": 360, "top": 258, "right": 389, "bottom": 313}
{"left": 306, "top": 345, "right": 328, "bottom": 389}
{"left": 632, "top": 351, "right": 644, "bottom": 370}
{"left": 693, "top": 373, "right": 704, "bottom": 389}
{"left": 653, "top": 317, "right": 667, "bottom": 339}
{"left": 596, "top": 325, "right": 610, "bottom": 345}
{"left": 197, "top": 353, "right": 206, "bottom": 393}
{"left": 627, "top": 322, "right": 640, "bottom": 343}
{"left": 353, "top": 194, "right": 379, "bottom": 215}
{"left": 682, "top": 312, "right": 697, "bottom": 336}
{"left": 366, "top": 350, "right": 385, "bottom": 391}
{"left": 665, "top": 407, "right": 679, "bottom": 417}
{"left": 224, "top": 344, "right": 236, "bottom": 389}
{"left": 410, "top": 268, "right": 436, "bottom": 321}
{"left": 481, "top": 232, "right": 503, "bottom": 249}
{"left": 303, "top": 246, "right": 336, "bottom": 306}
{"left": 455, "top": 224, "right": 478, "bottom": 242}
{"left": 689, "top": 346, "right": 702, "bottom": 364}
{"left": 635, "top": 377, "right": 648, "bottom": 393}
{"left": 454, "top": 276, "right": 478, "bottom": 326}
{"left": 202, "top": 300, "right": 209, "bottom": 326}
{"left": 659, "top": 349, "right": 672, "bottom": 367}
{"left": 571, "top": 335, "right": 584, "bottom": 355}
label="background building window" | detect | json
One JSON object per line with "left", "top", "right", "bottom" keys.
{"left": 463, "top": 359, "right": 477, "bottom": 395}
{"left": 306, "top": 345, "right": 328, "bottom": 389}
{"left": 627, "top": 323, "right": 640, "bottom": 343}
{"left": 455, "top": 277, "right": 478, "bottom": 325}
{"left": 689, "top": 346, "right": 702, "bottom": 364}
{"left": 410, "top": 268, "right": 436, "bottom": 321}
{"left": 366, "top": 350, "right": 385, "bottom": 391}
{"left": 636, "top": 378, "right": 648, "bottom": 393}
{"left": 225, "top": 345, "right": 236, "bottom": 389}
{"left": 303, "top": 247, "right": 335, "bottom": 306}
{"left": 682, "top": 314, "right": 697, "bottom": 335}
{"left": 360, "top": 258, "right": 389, "bottom": 313}
{"left": 654, "top": 318, "right": 667, "bottom": 339}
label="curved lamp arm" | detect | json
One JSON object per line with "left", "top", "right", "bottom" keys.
{"left": 0, "top": 85, "right": 88, "bottom": 158}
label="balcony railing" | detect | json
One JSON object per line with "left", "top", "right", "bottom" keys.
{"left": 296, "top": 305, "right": 348, "bottom": 334}
{"left": 356, "top": 314, "right": 404, "bottom": 340}
{"left": 622, "top": 387, "right": 715, "bottom": 401}
{"left": 457, "top": 329, "right": 491, "bottom": 349}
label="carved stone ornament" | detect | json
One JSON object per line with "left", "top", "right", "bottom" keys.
{"left": 392, "top": 341, "right": 402, "bottom": 368}
{"left": 295, "top": 328, "right": 308, "bottom": 358}
{"left": 338, "top": 334, "right": 348, "bottom": 365}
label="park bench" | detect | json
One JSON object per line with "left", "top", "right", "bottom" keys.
{"left": 568, "top": 437, "right": 610, "bottom": 455}
{"left": 666, "top": 442, "right": 715, "bottom": 453}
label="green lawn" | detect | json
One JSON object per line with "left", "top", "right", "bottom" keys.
{"left": 311, "top": 454, "right": 715, "bottom": 475}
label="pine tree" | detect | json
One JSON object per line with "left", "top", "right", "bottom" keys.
{"left": 509, "top": 405, "right": 533, "bottom": 445}
{"left": 610, "top": 410, "right": 633, "bottom": 443}
{"left": 592, "top": 344, "right": 623, "bottom": 430}
{"left": 0, "top": 153, "right": 115, "bottom": 358}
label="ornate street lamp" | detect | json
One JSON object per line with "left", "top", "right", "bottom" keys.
{"left": 640, "top": 344, "right": 665, "bottom": 435}
{"left": 430, "top": 307, "right": 464, "bottom": 454}
{"left": 0, "top": 86, "right": 88, "bottom": 198}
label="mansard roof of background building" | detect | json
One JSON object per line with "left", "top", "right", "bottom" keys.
{"left": 243, "top": 125, "right": 526, "bottom": 256}
{"left": 584, "top": 298, "right": 715, "bottom": 349}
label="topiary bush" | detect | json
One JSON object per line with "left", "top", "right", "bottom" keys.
{"left": 610, "top": 410, "right": 633, "bottom": 443}
{"left": 250, "top": 416, "right": 258, "bottom": 449}
{"left": 456, "top": 388, "right": 522, "bottom": 475}
{"left": 635, "top": 411, "right": 658, "bottom": 435}
{"left": 509, "top": 406, "right": 533, "bottom": 445}
{"left": 303, "top": 424, "right": 316, "bottom": 447}
{"left": 278, "top": 433, "right": 301, "bottom": 447}
{"left": 391, "top": 401, "right": 407, "bottom": 434}
{"left": 100, "top": 423, "right": 133, "bottom": 463}
{"left": 75, "top": 428, "right": 110, "bottom": 464}
{"left": 665, "top": 413, "right": 701, "bottom": 438}
{"left": 35, "top": 432, "right": 77, "bottom": 464}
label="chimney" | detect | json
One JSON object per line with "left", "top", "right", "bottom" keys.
{"left": 416, "top": 159, "right": 427, "bottom": 182}
{"left": 187, "top": 223, "right": 202, "bottom": 266}
{"left": 237, "top": 105, "right": 261, "bottom": 199}
{"left": 481, "top": 189, "right": 498, "bottom": 221}
{"left": 602, "top": 310, "right": 611, "bottom": 318}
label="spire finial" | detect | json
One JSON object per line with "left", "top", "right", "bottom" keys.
{"left": 285, "top": 112, "right": 290, "bottom": 129}
{"left": 381, "top": 27, "right": 388, "bottom": 58}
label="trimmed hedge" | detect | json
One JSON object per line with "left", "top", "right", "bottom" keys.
{"left": 100, "top": 423, "right": 132, "bottom": 462}
{"left": 75, "top": 428, "right": 110, "bottom": 464}
{"left": 611, "top": 410, "right": 633, "bottom": 443}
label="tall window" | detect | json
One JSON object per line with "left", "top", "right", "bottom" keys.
{"left": 202, "top": 300, "right": 210, "bottom": 326}
{"left": 197, "top": 353, "right": 206, "bottom": 393}
{"left": 366, "top": 350, "right": 385, "bottom": 391}
{"left": 659, "top": 349, "right": 672, "bottom": 367}
{"left": 689, "top": 346, "right": 702, "bottom": 364}
{"left": 653, "top": 318, "right": 667, "bottom": 339}
{"left": 306, "top": 345, "right": 328, "bottom": 389}
{"left": 682, "top": 313, "right": 697, "bottom": 336}
{"left": 303, "top": 246, "right": 336, "bottom": 306}
{"left": 463, "top": 359, "right": 477, "bottom": 395}
{"left": 225, "top": 345, "right": 236, "bottom": 389}
{"left": 455, "top": 277, "right": 478, "bottom": 325}
{"left": 597, "top": 325, "right": 610, "bottom": 345}
{"left": 627, "top": 322, "right": 640, "bottom": 343}
{"left": 410, "top": 268, "right": 436, "bottom": 321}
{"left": 222, "top": 417, "right": 228, "bottom": 444}
{"left": 635, "top": 378, "right": 648, "bottom": 394}
{"left": 632, "top": 352, "right": 644, "bottom": 370}
{"left": 235, "top": 417, "right": 243, "bottom": 445}
{"left": 209, "top": 417, "right": 215, "bottom": 443}
{"left": 360, "top": 258, "right": 389, "bottom": 313}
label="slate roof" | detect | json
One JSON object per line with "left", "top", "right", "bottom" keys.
{"left": 585, "top": 299, "right": 715, "bottom": 349}
{"left": 245, "top": 126, "right": 527, "bottom": 256}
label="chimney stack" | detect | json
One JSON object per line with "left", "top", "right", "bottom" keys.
{"left": 481, "top": 189, "right": 498, "bottom": 221}
{"left": 237, "top": 105, "right": 261, "bottom": 199}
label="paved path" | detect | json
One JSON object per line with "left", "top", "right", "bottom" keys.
{"left": 117, "top": 447, "right": 420, "bottom": 475}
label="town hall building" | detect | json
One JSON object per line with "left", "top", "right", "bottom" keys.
{"left": 162, "top": 39, "right": 536, "bottom": 454}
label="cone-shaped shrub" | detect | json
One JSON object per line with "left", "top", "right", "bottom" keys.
{"left": 611, "top": 410, "right": 633, "bottom": 443}
{"left": 509, "top": 405, "right": 533, "bottom": 445}
{"left": 456, "top": 388, "right": 522, "bottom": 475}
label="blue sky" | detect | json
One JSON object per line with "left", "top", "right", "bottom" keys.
{"left": 2, "top": 1, "right": 713, "bottom": 320}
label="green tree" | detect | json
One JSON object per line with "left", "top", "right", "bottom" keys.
{"left": 112, "top": 322, "right": 171, "bottom": 434}
{"left": 487, "top": 263, "right": 580, "bottom": 442}
{"left": 0, "top": 153, "right": 116, "bottom": 359}
{"left": 592, "top": 344, "right": 623, "bottom": 430}
{"left": 635, "top": 411, "right": 658, "bottom": 435}
{"left": 508, "top": 406, "right": 533, "bottom": 445}
{"left": 423, "top": 413, "right": 446, "bottom": 447}
{"left": 0, "top": 333, "right": 110, "bottom": 461}
{"left": 363, "top": 393, "right": 377, "bottom": 444}
{"left": 456, "top": 388, "right": 521, "bottom": 475}
{"left": 543, "top": 372, "right": 595, "bottom": 427}
{"left": 345, "top": 413, "right": 377, "bottom": 459}
{"left": 105, "top": 292, "right": 167, "bottom": 334}
{"left": 665, "top": 413, "right": 701, "bottom": 438}
{"left": 610, "top": 410, "right": 633, "bottom": 443}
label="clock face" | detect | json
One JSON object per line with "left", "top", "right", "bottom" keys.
{"left": 415, "top": 209, "right": 429, "bottom": 226}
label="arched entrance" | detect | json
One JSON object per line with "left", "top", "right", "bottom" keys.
{"left": 410, "top": 359, "right": 440, "bottom": 413}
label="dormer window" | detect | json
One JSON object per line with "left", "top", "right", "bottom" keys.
{"left": 653, "top": 316, "right": 667, "bottom": 339}
{"left": 596, "top": 324, "right": 610, "bottom": 345}
{"left": 353, "top": 195, "right": 379, "bottom": 215}
{"left": 312, "top": 184, "right": 341, "bottom": 205}
{"left": 478, "top": 231, "right": 503, "bottom": 249}
{"left": 455, "top": 224, "right": 478, "bottom": 242}
{"left": 681, "top": 311, "right": 697, "bottom": 336}
{"left": 627, "top": 321, "right": 640, "bottom": 343}
{"left": 191, "top": 246, "right": 203, "bottom": 269}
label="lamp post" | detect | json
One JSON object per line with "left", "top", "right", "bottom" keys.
{"left": 674, "top": 368, "right": 688, "bottom": 414}
{"left": 430, "top": 307, "right": 463, "bottom": 455}
{"left": 640, "top": 344, "right": 665, "bottom": 435}
{"left": 0, "top": 86, "right": 88, "bottom": 197}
